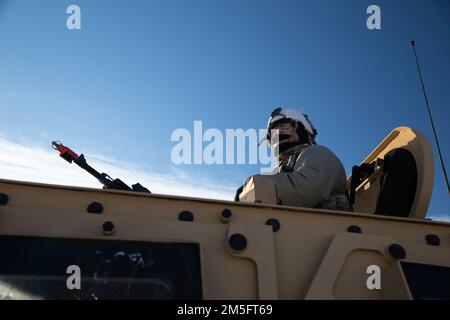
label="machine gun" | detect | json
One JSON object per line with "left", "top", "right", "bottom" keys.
{"left": 52, "top": 141, "right": 151, "bottom": 193}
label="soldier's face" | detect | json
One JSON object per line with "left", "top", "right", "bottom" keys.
{"left": 270, "top": 122, "right": 300, "bottom": 148}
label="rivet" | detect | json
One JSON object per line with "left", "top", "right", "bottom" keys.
{"left": 87, "top": 202, "right": 103, "bottom": 214}
{"left": 178, "top": 210, "right": 194, "bottom": 222}
{"left": 220, "top": 208, "right": 232, "bottom": 223}
{"left": 102, "top": 221, "right": 115, "bottom": 235}
{"left": 425, "top": 234, "right": 440, "bottom": 246}
{"left": 347, "top": 225, "right": 362, "bottom": 233}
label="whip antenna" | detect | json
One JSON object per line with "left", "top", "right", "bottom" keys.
{"left": 410, "top": 40, "right": 449, "bottom": 194}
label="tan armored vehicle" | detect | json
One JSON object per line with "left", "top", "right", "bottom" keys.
{"left": 0, "top": 126, "right": 449, "bottom": 300}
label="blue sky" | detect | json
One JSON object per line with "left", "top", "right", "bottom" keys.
{"left": 0, "top": 0, "right": 449, "bottom": 220}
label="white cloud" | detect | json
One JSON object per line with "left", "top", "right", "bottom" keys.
{"left": 0, "top": 137, "right": 236, "bottom": 201}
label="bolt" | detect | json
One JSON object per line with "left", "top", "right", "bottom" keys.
{"left": 0, "top": 193, "right": 9, "bottom": 206}
{"left": 425, "top": 234, "right": 440, "bottom": 246}
{"left": 266, "top": 218, "right": 281, "bottom": 232}
{"left": 347, "top": 225, "right": 362, "bottom": 233}
{"left": 228, "top": 233, "right": 247, "bottom": 252}
{"left": 178, "top": 210, "right": 194, "bottom": 222}
{"left": 102, "top": 221, "right": 115, "bottom": 235}
{"left": 87, "top": 202, "right": 103, "bottom": 214}
{"left": 220, "top": 208, "right": 232, "bottom": 223}
{"left": 388, "top": 243, "right": 406, "bottom": 260}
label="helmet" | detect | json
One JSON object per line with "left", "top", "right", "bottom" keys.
{"left": 267, "top": 107, "right": 318, "bottom": 145}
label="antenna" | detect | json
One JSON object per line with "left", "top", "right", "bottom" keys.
{"left": 410, "top": 40, "right": 450, "bottom": 194}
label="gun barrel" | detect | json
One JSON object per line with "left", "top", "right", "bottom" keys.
{"left": 73, "top": 154, "right": 103, "bottom": 182}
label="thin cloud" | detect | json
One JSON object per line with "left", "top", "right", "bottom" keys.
{"left": 427, "top": 213, "right": 450, "bottom": 222}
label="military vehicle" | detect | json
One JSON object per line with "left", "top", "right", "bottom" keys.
{"left": 0, "top": 126, "right": 449, "bottom": 300}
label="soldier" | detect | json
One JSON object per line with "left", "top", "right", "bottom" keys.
{"left": 237, "top": 107, "right": 352, "bottom": 211}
